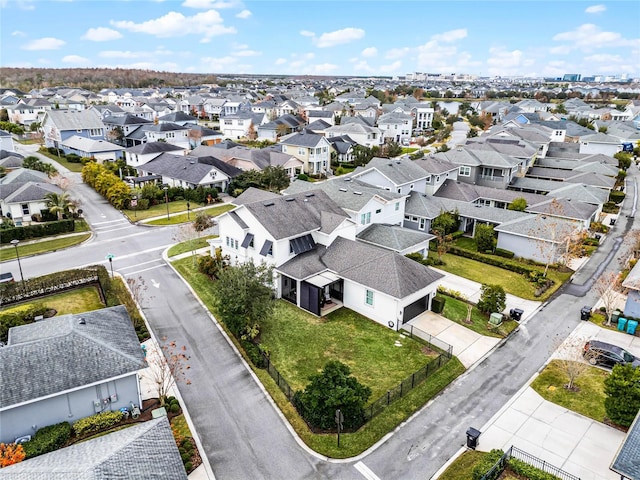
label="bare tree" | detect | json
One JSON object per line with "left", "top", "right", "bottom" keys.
{"left": 552, "top": 336, "right": 595, "bottom": 391}
{"left": 593, "top": 271, "right": 623, "bottom": 326}
{"left": 145, "top": 338, "right": 191, "bottom": 406}
{"left": 188, "top": 127, "right": 202, "bottom": 148}
{"left": 49, "top": 173, "right": 76, "bottom": 192}
{"left": 173, "top": 222, "right": 199, "bottom": 265}
{"left": 126, "top": 275, "right": 151, "bottom": 308}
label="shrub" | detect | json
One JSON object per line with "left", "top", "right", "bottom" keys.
{"left": 22, "top": 422, "right": 72, "bottom": 459}
{"left": 583, "top": 237, "right": 599, "bottom": 246}
{"left": 0, "top": 219, "right": 75, "bottom": 244}
{"left": 477, "top": 284, "right": 506, "bottom": 314}
{"left": 472, "top": 449, "right": 504, "bottom": 480}
{"left": 431, "top": 296, "right": 446, "bottom": 313}
{"left": 609, "top": 190, "right": 626, "bottom": 205}
{"left": 170, "top": 403, "right": 180, "bottom": 413}
{"left": 474, "top": 224, "right": 496, "bottom": 252}
{"left": 65, "top": 153, "right": 82, "bottom": 163}
{"left": 72, "top": 411, "right": 124, "bottom": 436}
{"left": 181, "top": 453, "right": 191, "bottom": 462}
{"left": 450, "top": 230, "right": 465, "bottom": 239}
{"left": 604, "top": 364, "right": 640, "bottom": 427}
{"left": 241, "top": 339, "right": 266, "bottom": 368}
{"left": 297, "top": 173, "right": 309, "bottom": 181}
{"left": 184, "top": 462, "right": 193, "bottom": 471}
{"left": 494, "top": 248, "right": 515, "bottom": 259}
{"left": 508, "top": 458, "right": 562, "bottom": 480}
{"left": 0, "top": 304, "right": 49, "bottom": 342}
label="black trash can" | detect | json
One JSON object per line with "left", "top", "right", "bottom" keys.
{"left": 466, "top": 427, "right": 481, "bottom": 449}
{"left": 510, "top": 308, "right": 524, "bottom": 322}
{"left": 580, "top": 306, "right": 591, "bottom": 321}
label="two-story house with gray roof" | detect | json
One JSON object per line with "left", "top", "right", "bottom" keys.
{"left": 0, "top": 305, "right": 145, "bottom": 444}
{"left": 351, "top": 156, "right": 432, "bottom": 195}
{"left": 278, "top": 131, "right": 332, "bottom": 175}
{"left": 41, "top": 109, "right": 106, "bottom": 150}
{"left": 0, "top": 168, "right": 62, "bottom": 226}
{"left": 431, "top": 148, "right": 523, "bottom": 189}
{"left": 212, "top": 188, "right": 443, "bottom": 328}
{"left": 377, "top": 111, "right": 413, "bottom": 144}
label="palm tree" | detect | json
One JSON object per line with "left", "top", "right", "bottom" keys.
{"left": 45, "top": 191, "right": 74, "bottom": 220}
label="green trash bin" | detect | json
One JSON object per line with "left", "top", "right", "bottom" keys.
{"left": 612, "top": 310, "right": 621, "bottom": 324}
{"left": 618, "top": 317, "right": 628, "bottom": 331}
{"left": 627, "top": 319, "right": 638, "bottom": 335}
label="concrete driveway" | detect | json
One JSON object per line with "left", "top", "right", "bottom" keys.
{"left": 446, "top": 121, "right": 469, "bottom": 149}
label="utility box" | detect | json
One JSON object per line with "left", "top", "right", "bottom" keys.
{"left": 466, "top": 427, "right": 481, "bottom": 449}
{"left": 489, "top": 313, "right": 503, "bottom": 326}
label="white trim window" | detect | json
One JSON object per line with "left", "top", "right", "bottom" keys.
{"left": 365, "top": 289, "right": 374, "bottom": 306}
{"left": 360, "top": 212, "right": 371, "bottom": 225}
{"left": 459, "top": 166, "right": 471, "bottom": 177}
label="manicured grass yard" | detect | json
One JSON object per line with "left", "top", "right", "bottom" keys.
{"left": 0, "top": 286, "right": 104, "bottom": 316}
{"left": 530, "top": 359, "right": 609, "bottom": 422}
{"left": 438, "top": 449, "right": 488, "bottom": 480}
{"left": 440, "top": 294, "right": 518, "bottom": 338}
{"left": 170, "top": 257, "right": 465, "bottom": 457}
{"left": 261, "top": 301, "right": 438, "bottom": 398}
{"left": 430, "top": 251, "right": 572, "bottom": 301}
{"left": 0, "top": 233, "right": 91, "bottom": 261}
{"left": 123, "top": 201, "right": 233, "bottom": 223}
{"left": 167, "top": 235, "right": 218, "bottom": 257}
{"left": 37, "top": 149, "right": 84, "bottom": 172}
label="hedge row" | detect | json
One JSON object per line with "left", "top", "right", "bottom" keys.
{"left": 447, "top": 246, "right": 540, "bottom": 276}
{"left": 22, "top": 422, "right": 72, "bottom": 459}
{"left": 73, "top": 410, "right": 124, "bottom": 436}
{"left": 0, "top": 219, "right": 75, "bottom": 244}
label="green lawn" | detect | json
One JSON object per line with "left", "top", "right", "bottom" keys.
{"left": 167, "top": 235, "right": 218, "bottom": 257}
{"left": 430, "top": 251, "right": 571, "bottom": 301}
{"left": 170, "top": 414, "right": 192, "bottom": 439}
{"left": 170, "top": 257, "right": 465, "bottom": 457}
{"left": 0, "top": 286, "right": 104, "bottom": 316}
{"left": 37, "top": 149, "right": 84, "bottom": 172}
{"left": 439, "top": 294, "right": 518, "bottom": 338}
{"left": 530, "top": 359, "right": 609, "bottom": 422}
{"left": 262, "top": 301, "right": 438, "bottom": 398}
{"left": 0, "top": 233, "right": 91, "bottom": 261}
{"left": 122, "top": 201, "right": 233, "bottom": 223}
{"left": 438, "top": 450, "right": 488, "bottom": 480}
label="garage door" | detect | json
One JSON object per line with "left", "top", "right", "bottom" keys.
{"left": 403, "top": 295, "right": 429, "bottom": 324}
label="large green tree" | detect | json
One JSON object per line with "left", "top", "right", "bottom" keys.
{"left": 294, "top": 360, "right": 371, "bottom": 430}
{"left": 212, "top": 261, "right": 275, "bottom": 340}
{"left": 474, "top": 224, "right": 496, "bottom": 252}
{"left": 604, "top": 364, "right": 640, "bottom": 427}
{"left": 477, "top": 284, "right": 506, "bottom": 315}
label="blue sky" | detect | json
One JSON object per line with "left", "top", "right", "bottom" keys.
{"left": 1, "top": 0, "right": 639, "bottom": 78}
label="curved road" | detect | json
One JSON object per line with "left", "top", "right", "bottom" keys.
{"left": 5, "top": 145, "right": 637, "bottom": 479}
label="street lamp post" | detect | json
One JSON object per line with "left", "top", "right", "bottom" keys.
{"left": 187, "top": 201, "right": 190, "bottom": 220}
{"left": 10, "top": 239, "right": 25, "bottom": 292}
{"left": 163, "top": 186, "right": 169, "bottom": 220}
{"left": 106, "top": 253, "right": 115, "bottom": 278}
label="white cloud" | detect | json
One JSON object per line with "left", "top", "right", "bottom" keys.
{"left": 431, "top": 29, "right": 467, "bottom": 43}
{"left": 310, "top": 63, "right": 338, "bottom": 74}
{"left": 385, "top": 47, "right": 410, "bottom": 60}
{"left": 379, "top": 61, "right": 402, "bottom": 73}
{"left": 361, "top": 47, "right": 377, "bottom": 58}
{"left": 314, "top": 27, "right": 365, "bottom": 48}
{"left": 82, "top": 27, "right": 123, "bottom": 42}
{"left": 300, "top": 30, "right": 315, "bottom": 37}
{"left": 352, "top": 60, "right": 374, "bottom": 73}
{"left": 182, "top": 0, "right": 236, "bottom": 8}
{"left": 234, "top": 49, "right": 260, "bottom": 57}
{"left": 22, "top": 37, "right": 66, "bottom": 50}
{"left": 275, "top": 58, "right": 286, "bottom": 65}
{"left": 98, "top": 61, "right": 181, "bottom": 71}
{"left": 99, "top": 49, "right": 173, "bottom": 59}
{"left": 585, "top": 4, "right": 606, "bottom": 13}
{"left": 111, "top": 10, "right": 236, "bottom": 40}
{"left": 11, "top": 30, "right": 26, "bottom": 37}
{"left": 552, "top": 24, "right": 635, "bottom": 51}
{"left": 236, "top": 9, "right": 251, "bottom": 19}
{"left": 62, "top": 55, "right": 90, "bottom": 64}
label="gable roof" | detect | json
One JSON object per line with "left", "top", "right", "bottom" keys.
{"left": 494, "top": 213, "right": 579, "bottom": 242}
{"left": 125, "top": 141, "right": 184, "bottom": 155}
{"left": 611, "top": 410, "right": 640, "bottom": 480}
{"left": 43, "top": 109, "right": 104, "bottom": 131}
{"left": 1, "top": 305, "right": 144, "bottom": 408}
{"left": 356, "top": 223, "right": 434, "bottom": 252}
{"left": 60, "top": 135, "right": 123, "bottom": 153}
{"left": 242, "top": 189, "right": 348, "bottom": 239}
{"left": 0, "top": 417, "right": 187, "bottom": 480}
{"left": 278, "top": 237, "right": 443, "bottom": 299}
{"left": 354, "top": 156, "right": 429, "bottom": 185}
{"left": 157, "top": 111, "right": 198, "bottom": 123}
{"left": 0, "top": 167, "right": 50, "bottom": 185}
{"left": 279, "top": 131, "right": 326, "bottom": 148}
{"left": 138, "top": 153, "right": 241, "bottom": 184}
{"left": 233, "top": 186, "right": 280, "bottom": 206}
{"left": 0, "top": 181, "right": 61, "bottom": 203}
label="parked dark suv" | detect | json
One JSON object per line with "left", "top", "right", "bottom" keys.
{"left": 583, "top": 340, "right": 640, "bottom": 369}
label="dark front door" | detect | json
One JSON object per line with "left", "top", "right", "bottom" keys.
{"left": 300, "top": 281, "right": 321, "bottom": 316}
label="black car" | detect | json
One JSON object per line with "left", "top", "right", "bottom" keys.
{"left": 583, "top": 340, "right": 640, "bottom": 369}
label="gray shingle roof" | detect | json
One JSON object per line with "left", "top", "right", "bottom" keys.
{"left": 243, "top": 189, "right": 348, "bottom": 239}
{"left": 1, "top": 305, "right": 145, "bottom": 408}
{"left": 102, "top": 114, "right": 151, "bottom": 126}
{"left": 0, "top": 168, "right": 50, "bottom": 185}
{"left": 1, "top": 181, "right": 61, "bottom": 203}
{"left": 284, "top": 176, "right": 403, "bottom": 212}
{"left": 412, "top": 155, "right": 458, "bottom": 175}
{"left": 494, "top": 214, "right": 579, "bottom": 241}
{"left": 279, "top": 131, "right": 326, "bottom": 148}
{"left": 44, "top": 109, "right": 104, "bottom": 131}
{"left": 357, "top": 224, "right": 434, "bottom": 252}
{"left": 233, "top": 186, "right": 280, "bottom": 206}
{"left": 611, "top": 410, "right": 640, "bottom": 479}
{"left": 355, "top": 157, "right": 430, "bottom": 186}
{"left": 278, "top": 237, "right": 443, "bottom": 299}
{"left": 0, "top": 417, "right": 187, "bottom": 480}
{"left": 526, "top": 198, "right": 598, "bottom": 222}
{"left": 138, "top": 153, "right": 240, "bottom": 184}
{"left": 125, "top": 142, "right": 184, "bottom": 155}
{"left": 157, "top": 111, "right": 197, "bottom": 122}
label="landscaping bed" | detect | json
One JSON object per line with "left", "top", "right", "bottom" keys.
{"left": 437, "top": 292, "right": 518, "bottom": 338}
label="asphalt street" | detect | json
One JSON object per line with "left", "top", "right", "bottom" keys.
{"left": 3, "top": 145, "right": 637, "bottom": 479}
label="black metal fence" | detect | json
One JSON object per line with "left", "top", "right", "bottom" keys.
{"left": 481, "top": 446, "right": 581, "bottom": 480}
{"left": 259, "top": 325, "right": 454, "bottom": 430}
{"left": 402, "top": 324, "right": 454, "bottom": 357}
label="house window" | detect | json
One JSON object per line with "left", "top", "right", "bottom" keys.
{"left": 360, "top": 212, "right": 371, "bottom": 225}
{"left": 435, "top": 175, "right": 440, "bottom": 182}
{"left": 224, "top": 120, "right": 232, "bottom": 125}
{"left": 419, "top": 218, "right": 426, "bottom": 230}
{"left": 89, "top": 128, "right": 102, "bottom": 136}
{"left": 410, "top": 184, "right": 414, "bottom": 190}
{"left": 21, "top": 204, "right": 29, "bottom": 215}
{"left": 365, "top": 289, "right": 374, "bottom": 306}
{"left": 298, "top": 148, "right": 306, "bottom": 155}
{"left": 397, "top": 188, "right": 401, "bottom": 193}
{"left": 375, "top": 209, "right": 381, "bottom": 214}
{"left": 459, "top": 166, "right": 471, "bottom": 177}
{"left": 395, "top": 202, "right": 400, "bottom": 211}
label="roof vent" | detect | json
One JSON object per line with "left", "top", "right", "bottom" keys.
{"left": 263, "top": 201, "right": 275, "bottom": 207}
{"left": 354, "top": 191, "right": 363, "bottom": 195}
{"left": 78, "top": 318, "right": 86, "bottom": 325}
{"left": 285, "top": 197, "right": 295, "bottom": 202}
{"left": 305, "top": 193, "right": 315, "bottom": 197}
{"left": 339, "top": 188, "right": 348, "bottom": 192}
